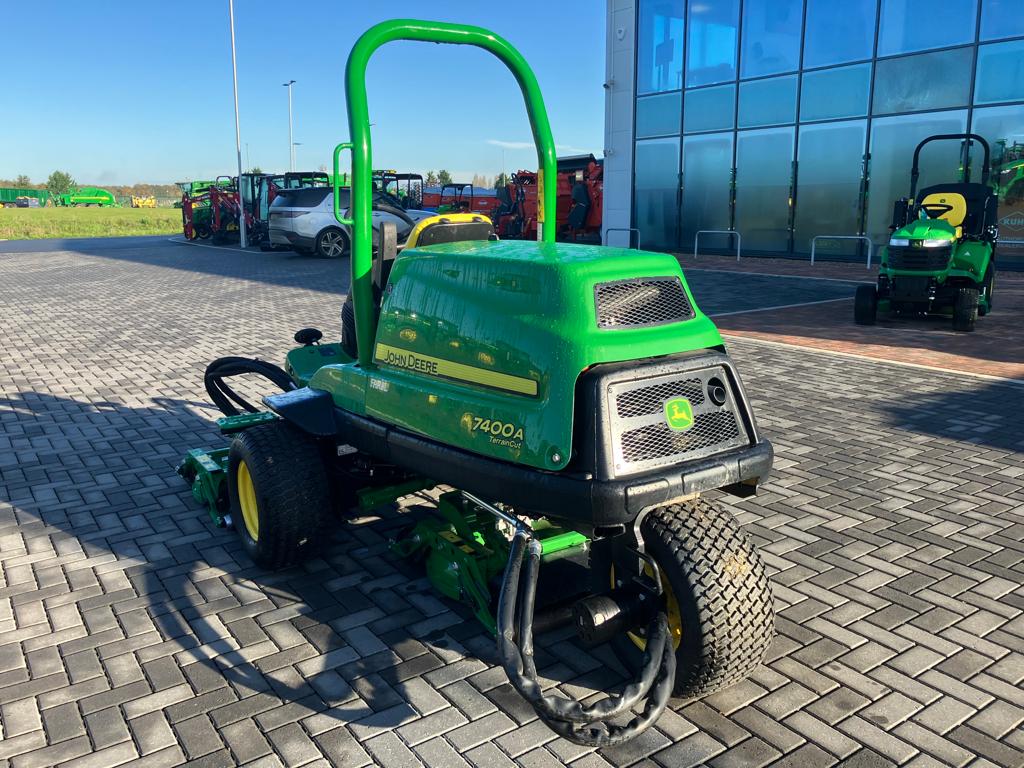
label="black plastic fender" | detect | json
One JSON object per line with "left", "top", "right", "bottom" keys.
{"left": 263, "top": 387, "right": 338, "bottom": 437}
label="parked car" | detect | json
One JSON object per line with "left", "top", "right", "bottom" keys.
{"left": 268, "top": 186, "right": 433, "bottom": 258}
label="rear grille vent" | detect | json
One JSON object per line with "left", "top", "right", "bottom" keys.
{"left": 621, "top": 411, "right": 741, "bottom": 463}
{"left": 888, "top": 246, "right": 951, "bottom": 271}
{"left": 616, "top": 378, "right": 704, "bottom": 418}
{"left": 595, "top": 278, "right": 694, "bottom": 329}
{"left": 606, "top": 367, "right": 750, "bottom": 476}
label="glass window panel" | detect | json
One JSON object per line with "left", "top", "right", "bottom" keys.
{"left": 878, "top": 0, "right": 977, "bottom": 56}
{"left": 972, "top": 104, "right": 1024, "bottom": 264}
{"left": 735, "top": 127, "right": 794, "bottom": 251}
{"left": 866, "top": 111, "right": 968, "bottom": 243}
{"left": 682, "top": 133, "right": 734, "bottom": 250}
{"left": 686, "top": 0, "right": 739, "bottom": 87}
{"left": 803, "top": 0, "right": 876, "bottom": 68}
{"left": 636, "top": 92, "right": 682, "bottom": 138}
{"left": 794, "top": 121, "right": 867, "bottom": 257}
{"left": 634, "top": 138, "right": 680, "bottom": 249}
{"left": 801, "top": 64, "right": 871, "bottom": 121}
{"left": 975, "top": 40, "right": 1024, "bottom": 105}
{"left": 872, "top": 48, "right": 973, "bottom": 115}
{"left": 981, "top": 0, "right": 1024, "bottom": 41}
{"left": 637, "top": 0, "right": 685, "bottom": 94}
{"left": 683, "top": 85, "right": 736, "bottom": 133}
{"left": 738, "top": 75, "right": 797, "bottom": 128}
{"left": 740, "top": 0, "right": 803, "bottom": 79}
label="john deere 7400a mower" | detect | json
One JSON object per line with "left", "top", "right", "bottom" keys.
{"left": 179, "top": 20, "right": 775, "bottom": 745}
{"left": 856, "top": 133, "right": 998, "bottom": 331}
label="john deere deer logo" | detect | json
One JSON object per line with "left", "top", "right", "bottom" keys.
{"left": 664, "top": 397, "right": 694, "bottom": 432}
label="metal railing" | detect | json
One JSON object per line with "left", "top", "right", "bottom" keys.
{"left": 693, "top": 230, "right": 741, "bottom": 261}
{"left": 809, "top": 235, "right": 874, "bottom": 269}
{"left": 603, "top": 226, "right": 640, "bottom": 249}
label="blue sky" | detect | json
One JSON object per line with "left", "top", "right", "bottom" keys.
{"left": 4, "top": 2, "right": 605, "bottom": 186}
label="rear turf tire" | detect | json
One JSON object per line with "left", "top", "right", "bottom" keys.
{"left": 854, "top": 284, "right": 877, "bottom": 325}
{"left": 227, "top": 421, "right": 331, "bottom": 570}
{"left": 952, "top": 287, "right": 979, "bottom": 332}
{"left": 595, "top": 499, "right": 775, "bottom": 699}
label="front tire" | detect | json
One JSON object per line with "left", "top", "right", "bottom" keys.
{"left": 227, "top": 421, "right": 331, "bottom": 570}
{"left": 316, "top": 227, "right": 348, "bottom": 259}
{"left": 595, "top": 499, "right": 775, "bottom": 699}
{"left": 854, "top": 284, "right": 877, "bottom": 325}
{"left": 952, "top": 287, "right": 979, "bottom": 332}
{"left": 979, "top": 265, "right": 994, "bottom": 316}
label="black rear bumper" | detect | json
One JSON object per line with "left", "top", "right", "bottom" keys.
{"left": 383, "top": 423, "right": 773, "bottom": 528}
{"left": 264, "top": 387, "right": 773, "bottom": 529}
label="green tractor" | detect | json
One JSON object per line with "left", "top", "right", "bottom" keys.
{"left": 856, "top": 133, "right": 998, "bottom": 331}
{"left": 179, "top": 19, "right": 775, "bottom": 745}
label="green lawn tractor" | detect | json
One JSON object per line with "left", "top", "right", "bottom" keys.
{"left": 856, "top": 133, "right": 998, "bottom": 332}
{"left": 179, "top": 19, "right": 775, "bottom": 746}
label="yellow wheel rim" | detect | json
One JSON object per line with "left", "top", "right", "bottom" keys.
{"left": 237, "top": 460, "right": 259, "bottom": 541}
{"left": 611, "top": 563, "right": 683, "bottom": 651}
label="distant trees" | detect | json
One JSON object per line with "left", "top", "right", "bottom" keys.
{"left": 14, "top": 174, "right": 31, "bottom": 187}
{"left": 248, "top": 166, "right": 264, "bottom": 174}
{"left": 437, "top": 169, "right": 452, "bottom": 186}
{"left": 425, "top": 171, "right": 438, "bottom": 186}
{"left": 494, "top": 172, "right": 510, "bottom": 188}
{"left": 471, "top": 174, "right": 491, "bottom": 188}
{"left": 46, "top": 171, "right": 76, "bottom": 196}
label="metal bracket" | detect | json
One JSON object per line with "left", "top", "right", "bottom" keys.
{"left": 694, "top": 230, "right": 741, "bottom": 261}
{"left": 604, "top": 227, "right": 640, "bottom": 249}
{"left": 810, "top": 234, "right": 874, "bottom": 269}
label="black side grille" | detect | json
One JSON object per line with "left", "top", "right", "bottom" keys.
{"left": 620, "top": 411, "right": 741, "bottom": 463}
{"left": 888, "top": 246, "right": 951, "bottom": 271}
{"left": 615, "top": 378, "right": 704, "bottom": 418}
{"left": 595, "top": 278, "right": 694, "bottom": 329}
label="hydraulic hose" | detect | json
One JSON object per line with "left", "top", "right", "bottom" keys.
{"left": 204, "top": 356, "right": 296, "bottom": 417}
{"left": 496, "top": 531, "right": 677, "bottom": 746}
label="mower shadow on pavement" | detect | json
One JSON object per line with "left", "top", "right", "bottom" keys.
{"left": 0, "top": 390, "right": 626, "bottom": 738}
{"left": 881, "top": 378, "right": 1024, "bottom": 453}
{"left": 25, "top": 235, "right": 354, "bottom": 297}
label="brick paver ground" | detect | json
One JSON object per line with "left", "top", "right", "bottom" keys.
{"left": 684, "top": 253, "right": 1024, "bottom": 381}
{"left": 0, "top": 236, "right": 1022, "bottom": 768}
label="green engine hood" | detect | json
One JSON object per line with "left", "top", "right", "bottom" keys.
{"left": 310, "top": 239, "right": 725, "bottom": 471}
{"left": 892, "top": 217, "right": 957, "bottom": 241}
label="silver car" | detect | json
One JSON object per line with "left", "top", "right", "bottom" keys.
{"left": 268, "top": 186, "right": 434, "bottom": 258}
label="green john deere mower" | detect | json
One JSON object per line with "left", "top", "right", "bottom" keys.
{"left": 856, "top": 133, "right": 999, "bottom": 331}
{"left": 178, "top": 19, "right": 775, "bottom": 746}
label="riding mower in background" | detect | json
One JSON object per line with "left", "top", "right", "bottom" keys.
{"left": 856, "top": 134, "right": 998, "bottom": 332}
{"left": 178, "top": 19, "right": 775, "bottom": 746}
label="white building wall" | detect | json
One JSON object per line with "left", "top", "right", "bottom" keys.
{"left": 603, "top": 0, "right": 636, "bottom": 247}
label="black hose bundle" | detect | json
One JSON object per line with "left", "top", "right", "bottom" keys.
{"left": 204, "top": 357, "right": 296, "bottom": 417}
{"left": 496, "top": 532, "right": 676, "bottom": 746}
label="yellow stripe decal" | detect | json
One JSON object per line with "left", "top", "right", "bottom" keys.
{"left": 374, "top": 343, "right": 538, "bottom": 396}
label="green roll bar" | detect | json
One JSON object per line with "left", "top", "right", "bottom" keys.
{"left": 336, "top": 19, "right": 558, "bottom": 368}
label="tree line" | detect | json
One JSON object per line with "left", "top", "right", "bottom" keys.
{"left": 1, "top": 172, "right": 181, "bottom": 200}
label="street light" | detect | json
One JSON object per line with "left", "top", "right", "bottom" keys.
{"left": 228, "top": 0, "right": 247, "bottom": 248}
{"left": 292, "top": 142, "right": 303, "bottom": 170}
{"left": 282, "top": 79, "right": 296, "bottom": 172}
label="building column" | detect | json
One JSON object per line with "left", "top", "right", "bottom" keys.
{"left": 603, "top": 0, "right": 637, "bottom": 248}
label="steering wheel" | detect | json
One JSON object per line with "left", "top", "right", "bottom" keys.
{"left": 920, "top": 202, "right": 953, "bottom": 220}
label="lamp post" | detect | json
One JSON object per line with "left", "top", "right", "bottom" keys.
{"left": 228, "top": 0, "right": 246, "bottom": 248}
{"left": 283, "top": 80, "right": 296, "bottom": 172}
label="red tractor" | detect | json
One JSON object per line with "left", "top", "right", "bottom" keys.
{"left": 492, "top": 154, "right": 603, "bottom": 241}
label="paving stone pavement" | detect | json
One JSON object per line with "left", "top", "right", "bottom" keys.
{"left": 0, "top": 237, "right": 1022, "bottom": 768}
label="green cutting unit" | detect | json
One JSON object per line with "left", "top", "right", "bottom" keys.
{"left": 856, "top": 133, "right": 998, "bottom": 332}
{"left": 53, "top": 186, "right": 119, "bottom": 207}
{"left": 179, "top": 19, "right": 775, "bottom": 745}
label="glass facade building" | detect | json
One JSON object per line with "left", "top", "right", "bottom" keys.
{"left": 623, "top": 0, "right": 1024, "bottom": 265}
